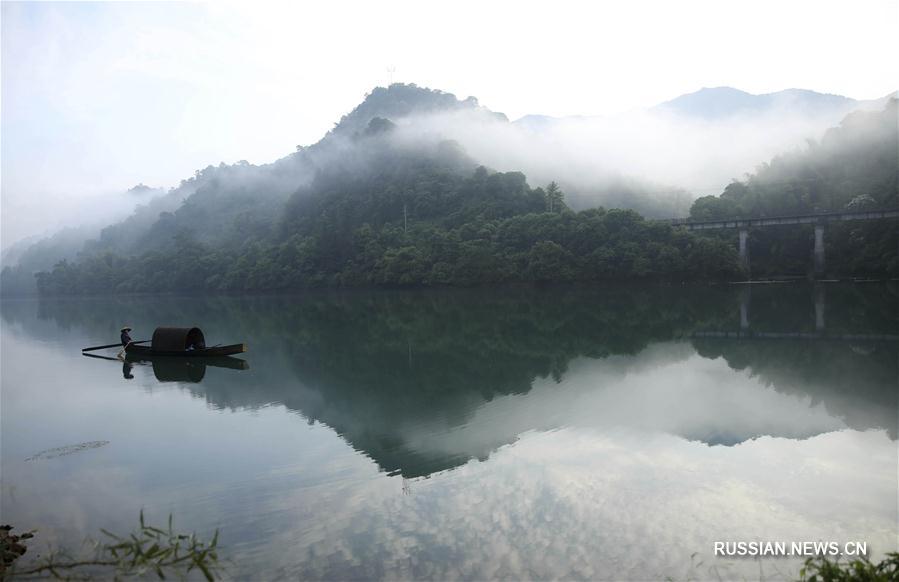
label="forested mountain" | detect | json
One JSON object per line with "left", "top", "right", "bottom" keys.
{"left": 4, "top": 85, "right": 897, "bottom": 295}
{"left": 689, "top": 99, "right": 898, "bottom": 276}
{"left": 0, "top": 225, "right": 98, "bottom": 288}
{"left": 327, "top": 83, "right": 507, "bottom": 137}
{"left": 28, "top": 108, "right": 743, "bottom": 294}
{"left": 691, "top": 99, "right": 897, "bottom": 218}
{"left": 0, "top": 184, "right": 167, "bottom": 295}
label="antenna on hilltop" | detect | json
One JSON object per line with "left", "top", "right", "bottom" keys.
{"left": 387, "top": 65, "right": 396, "bottom": 86}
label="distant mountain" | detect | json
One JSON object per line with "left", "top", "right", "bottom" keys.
{"left": 0, "top": 233, "right": 43, "bottom": 267}
{"left": 652, "top": 86, "right": 859, "bottom": 119}
{"left": 513, "top": 87, "right": 885, "bottom": 130}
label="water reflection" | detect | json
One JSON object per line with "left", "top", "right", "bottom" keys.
{"left": 82, "top": 352, "right": 249, "bottom": 383}
{"left": 4, "top": 283, "right": 896, "bottom": 479}
{"left": 700, "top": 283, "right": 899, "bottom": 340}
{"left": 2, "top": 283, "right": 896, "bottom": 579}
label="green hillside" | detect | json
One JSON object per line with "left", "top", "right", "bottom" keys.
{"left": 8, "top": 88, "right": 897, "bottom": 295}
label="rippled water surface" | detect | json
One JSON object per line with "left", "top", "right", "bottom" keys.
{"left": 2, "top": 283, "right": 897, "bottom": 580}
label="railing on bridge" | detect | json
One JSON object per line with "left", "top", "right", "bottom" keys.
{"left": 664, "top": 208, "right": 899, "bottom": 230}
{"left": 661, "top": 208, "right": 899, "bottom": 277}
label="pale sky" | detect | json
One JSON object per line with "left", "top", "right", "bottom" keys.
{"left": 2, "top": 0, "right": 897, "bottom": 248}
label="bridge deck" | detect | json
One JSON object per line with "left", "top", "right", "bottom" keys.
{"left": 692, "top": 331, "right": 899, "bottom": 341}
{"left": 665, "top": 208, "right": 899, "bottom": 230}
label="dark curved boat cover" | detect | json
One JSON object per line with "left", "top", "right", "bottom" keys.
{"left": 151, "top": 327, "right": 205, "bottom": 351}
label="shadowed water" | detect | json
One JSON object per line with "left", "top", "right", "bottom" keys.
{"left": 1, "top": 283, "right": 897, "bottom": 580}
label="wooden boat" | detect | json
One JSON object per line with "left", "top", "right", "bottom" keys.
{"left": 125, "top": 353, "right": 249, "bottom": 370}
{"left": 124, "top": 327, "right": 246, "bottom": 357}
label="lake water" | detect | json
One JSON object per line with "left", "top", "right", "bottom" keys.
{"left": 1, "top": 283, "right": 897, "bottom": 580}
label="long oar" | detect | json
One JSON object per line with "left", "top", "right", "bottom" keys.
{"left": 82, "top": 352, "right": 122, "bottom": 361}
{"left": 82, "top": 352, "right": 151, "bottom": 366}
{"left": 82, "top": 340, "right": 150, "bottom": 353}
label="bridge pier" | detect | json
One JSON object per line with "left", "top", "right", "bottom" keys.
{"left": 815, "top": 285, "right": 826, "bottom": 331}
{"left": 738, "top": 228, "right": 750, "bottom": 273}
{"left": 739, "top": 286, "right": 751, "bottom": 330}
{"left": 814, "top": 225, "right": 825, "bottom": 277}
{"left": 671, "top": 208, "right": 898, "bottom": 278}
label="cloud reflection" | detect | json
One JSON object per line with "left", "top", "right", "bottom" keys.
{"left": 237, "top": 427, "right": 896, "bottom": 580}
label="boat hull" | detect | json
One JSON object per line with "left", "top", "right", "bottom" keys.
{"left": 125, "top": 343, "right": 246, "bottom": 357}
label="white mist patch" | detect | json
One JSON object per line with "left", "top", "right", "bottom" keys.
{"left": 391, "top": 102, "right": 865, "bottom": 213}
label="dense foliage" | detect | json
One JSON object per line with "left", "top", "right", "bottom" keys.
{"left": 32, "top": 201, "right": 741, "bottom": 294}
{"left": 799, "top": 552, "right": 899, "bottom": 582}
{"left": 31, "top": 118, "right": 741, "bottom": 294}
{"left": 689, "top": 99, "right": 898, "bottom": 277}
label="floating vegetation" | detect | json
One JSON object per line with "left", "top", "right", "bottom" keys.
{"left": 25, "top": 441, "right": 109, "bottom": 462}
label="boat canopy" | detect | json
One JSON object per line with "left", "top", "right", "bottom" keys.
{"left": 151, "top": 327, "right": 205, "bottom": 352}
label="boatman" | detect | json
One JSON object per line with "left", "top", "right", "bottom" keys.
{"left": 118, "top": 326, "right": 133, "bottom": 359}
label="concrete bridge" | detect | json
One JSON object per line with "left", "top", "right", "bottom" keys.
{"left": 666, "top": 208, "right": 899, "bottom": 276}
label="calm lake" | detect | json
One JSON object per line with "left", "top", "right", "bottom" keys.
{"left": 1, "top": 283, "right": 897, "bottom": 580}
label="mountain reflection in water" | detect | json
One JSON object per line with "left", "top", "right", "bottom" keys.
{"left": 7, "top": 283, "right": 896, "bottom": 478}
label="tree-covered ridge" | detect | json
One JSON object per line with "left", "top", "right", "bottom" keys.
{"left": 32, "top": 121, "right": 742, "bottom": 294}
{"left": 327, "top": 83, "right": 506, "bottom": 138}
{"left": 1, "top": 84, "right": 503, "bottom": 295}
{"left": 32, "top": 183, "right": 742, "bottom": 294}
{"left": 686, "top": 99, "right": 898, "bottom": 278}
{"left": 690, "top": 98, "right": 898, "bottom": 220}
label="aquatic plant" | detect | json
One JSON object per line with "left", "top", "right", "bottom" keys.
{"left": 3, "top": 511, "right": 220, "bottom": 581}
{"left": 799, "top": 552, "right": 899, "bottom": 582}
